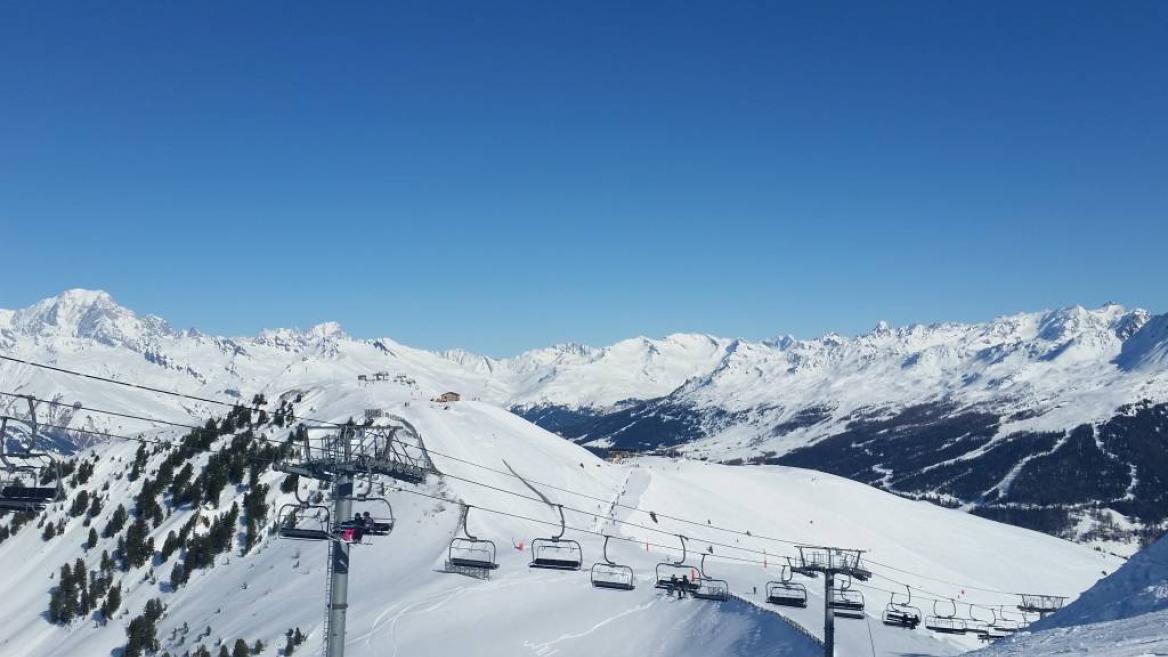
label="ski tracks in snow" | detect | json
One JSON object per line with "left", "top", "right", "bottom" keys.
{"left": 521, "top": 597, "right": 661, "bottom": 656}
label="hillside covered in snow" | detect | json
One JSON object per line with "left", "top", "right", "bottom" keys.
{"left": 968, "top": 534, "right": 1168, "bottom": 657}
{"left": 2, "top": 289, "right": 1167, "bottom": 547}
{"left": 0, "top": 367, "right": 1126, "bottom": 657}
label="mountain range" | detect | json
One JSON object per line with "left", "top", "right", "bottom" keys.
{"left": 2, "top": 289, "right": 1167, "bottom": 545}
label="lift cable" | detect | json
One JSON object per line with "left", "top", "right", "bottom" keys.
{"left": 0, "top": 362, "right": 1071, "bottom": 602}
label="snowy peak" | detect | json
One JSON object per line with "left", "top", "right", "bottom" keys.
{"left": 1115, "top": 312, "right": 1168, "bottom": 371}
{"left": 5, "top": 289, "right": 176, "bottom": 349}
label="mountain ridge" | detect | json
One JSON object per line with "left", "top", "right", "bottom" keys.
{"left": 3, "top": 289, "right": 1167, "bottom": 546}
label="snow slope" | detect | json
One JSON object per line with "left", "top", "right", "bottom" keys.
{"left": 967, "top": 535, "right": 1168, "bottom": 657}
{"left": 0, "top": 376, "right": 1124, "bottom": 657}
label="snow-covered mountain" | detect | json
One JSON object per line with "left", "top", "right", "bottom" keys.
{"left": 0, "top": 366, "right": 1125, "bottom": 657}
{"left": 3, "top": 290, "right": 1167, "bottom": 546}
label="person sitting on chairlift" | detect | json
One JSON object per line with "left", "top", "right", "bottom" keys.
{"left": 362, "top": 511, "right": 374, "bottom": 531}
{"left": 679, "top": 575, "right": 690, "bottom": 598}
{"left": 350, "top": 514, "right": 365, "bottom": 542}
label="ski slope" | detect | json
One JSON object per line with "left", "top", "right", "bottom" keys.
{"left": 968, "top": 534, "right": 1168, "bottom": 657}
{"left": 0, "top": 384, "right": 1124, "bottom": 657}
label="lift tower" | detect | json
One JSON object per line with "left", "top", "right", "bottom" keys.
{"left": 275, "top": 419, "right": 430, "bottom": 657}
{"left": 792, "top": 545, "right": 871, "bottom": 657}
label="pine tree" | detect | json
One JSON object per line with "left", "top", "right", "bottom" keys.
{"left": 87, "top": 493, "right": 103, "bottom": 518}
{"left": 283, "top": 630, "right": 295, "bottom": 656}
{"left": 102, "top": 581, "right": 121, "bottom": 619}
{"left": 42, "top": 522, "right": 57, "bottom": 541}
{"left": 231, "top": 639, "right": 249, "bottom": 657}
{"left": 86, "top": 527, "right": 99, "bottom": 550}
{"left": 50, "top": 563, "right": 76, "bottom": 624}
{"left": 251, "top": 639, "right": 264, "bottom": 655}
{"left": 170, "top": 562, "right": 186, "bottom": 589}
{"left": 218, "top": 645, "right": 230, "bottom": 657}
{"left": 70, "top": 489, "right": 90, "bottom": 517}
{"left": 104, "top": 504, "right": 128, "bottom": 538}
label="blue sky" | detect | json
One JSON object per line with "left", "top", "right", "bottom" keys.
{"left": 2, "top": 2, "right": 1165, "bottom": 355}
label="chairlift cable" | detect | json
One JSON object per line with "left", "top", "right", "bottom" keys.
{"left": 0, "top": 363, "right": 1071, "bottom": 604}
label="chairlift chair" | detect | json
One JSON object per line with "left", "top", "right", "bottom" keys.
{"left": 447, "top": 504, "right": 499, "bottom": 571}
{"left": 590, "top": 535, "right": 635, "bottom": 591}
{"left": 882, "top": 586, "right": 922, "bottom": 629}
{"left": 1017, "top": 593, "right": 1066, "bottom": 616}
{"left": 990, "top": 606, "right": 1024, "bottom": 634}
{"left": 765, "top": 562, "right": 809, "bottom": 608}
{"left": 530, "top": 504, "right": 583, "bottom": 571}
{"left": 338, "top": 495, "right": 395, "bottom": 539}
{"left": 828, "top": 576, "right": 865, "bottom": 619}
{"left": 276, "top": 504, "right": 332, "bottom": 541}
{"left": 691, "top": 553, "right": 730, "bottom": 602}
{"left": 964, "top": 603, "right": 995, "bottom": 637}
{"left": 0, "top": 416, "right": 64, "bottom": 512}
{"left": 925, "top": 598, "right": 967, "bottom": 634}
{"left": 655, "top": 535, "right": 699, "bottom": 592}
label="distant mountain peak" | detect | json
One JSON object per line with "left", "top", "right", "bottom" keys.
{"left": 6, "top": 288, "right": 175, "bottom": 348}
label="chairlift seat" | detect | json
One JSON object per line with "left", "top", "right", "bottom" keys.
{"left": 1, "top": 486, "right": 57, "bottom": 500}
{"left": 882, "top": 608, "right": 921, "bottom": 628}
{"left": 591, "top": 563, "right": 635, "bottom": 591}
{"left": 765, "top": 581, "right": 808, "bottom": 607}
{"left": 829, "top": 589, "right": 865, "bottom": 619}
{"left": 925, "top": 617, "right": 967, "bottom": 634}
{"left": 530, "top": 538, "right": 583, "bottom": 571}
{"left": 692, "top": 578, "right": 730, "bottom": 602}
{"left": 279, "top": 527, "right": 332, "bottom": 541}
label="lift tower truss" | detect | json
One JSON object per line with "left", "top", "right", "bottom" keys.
{"left": 792, "top": 545, "right": 871, "bottom": 657}
{"left": 274, "top": 418, "right": 430, "bottom": 657}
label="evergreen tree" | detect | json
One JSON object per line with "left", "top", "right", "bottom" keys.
{"left": 49, "top": 563, "right": 76, "bottom": 623}
{"left": 102, "top": 581, "right": 122, "bottom": 619}
{"left": 70, "top": 489, "right": 90, "bottom": 517}
{"left": 251, "top": 639, "right": 264, "bottom": 655}
{"left": 231, "top": 639, "right": 249, "bottom": 657}
{"left": 125, "top": 516, "right": 153, "bottom": 568}
{"left": 128, "top": 443, "right": 148, "bottom": 482}
{"left": 218, "top": 645, "right": 230, "bottom": 657}
{"left": 42, "top": 521, "right": 57, "bottom": 541}
{"left": 85, "top": 527, "right": 99, "bottom": 550}
{"left": 103, "top": 504, "right": 128, "bottom": 537}
{"left": 87, "top": 494, "right": 103, "bottom": 519}
{"left": 125, "top": 612, "right": 159, "bottom": 657}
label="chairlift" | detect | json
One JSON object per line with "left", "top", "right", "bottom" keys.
{"left": 882, "top": 585, "right": 922, "bottom": 629}
{"left": 828, "top": 575, "right": 865, "bottom": 619}
{"left": 925, "top": 598, "right": 967, "bottom": 634}
{"left": 991, "top": 606, "right": 1024, "bottom": 634}
{"left": 0, "top": 416, "right": 65, "bottom": 512}
{"left": 691, "top": 553, "right": 730, "bottom": 602}
{"left": 655, "top": 535, "right": 698, "bottom": 592}
{"left": 1017, "top": 593, "right": 1066, "bottom": 617}
{"left": 530, "top": 504, "right": 583, "bottom": 570}
{"left": 964, "top": 603, "right": 995, "bottom": 637}
{"left": 590, "top": 535, "right": 635, "bottom": 591}
{"left": 447, "top": 504, "right": 499, "bottom": 572}
{"left": 276, "top": 503, "right": 332, "bottom": 541}
{"left": 765, "top": 561, "right": 809, "bottom": 608}
{"left": 338, "top": 495, "right": 395, "bottom": 540}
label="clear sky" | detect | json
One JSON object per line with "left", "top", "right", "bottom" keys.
{"left": 2, "top": 2, "right": 1165, "bottom": 356}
